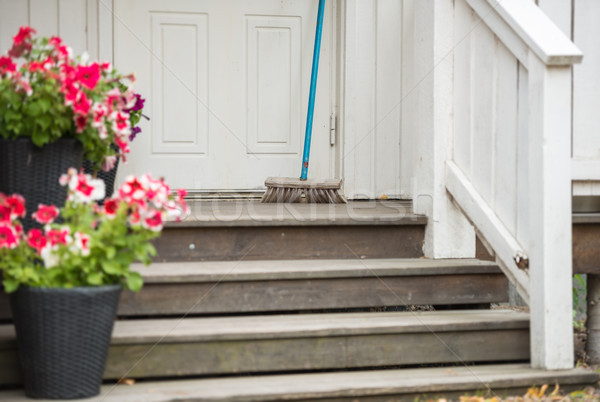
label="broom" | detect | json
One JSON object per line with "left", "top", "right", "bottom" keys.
{"left": 262, "top": 0, "right": 346, "bottom": 204}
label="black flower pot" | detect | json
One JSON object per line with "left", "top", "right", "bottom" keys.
{"left": 0, "top": 138, "right": 83, "bottom": 231}
{"left": 10, "top": 285, "right": 122, "bottom": 399}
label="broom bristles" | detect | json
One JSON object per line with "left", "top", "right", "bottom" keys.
{"left": 261, "top": 177, "right": 347, "bottom": 203}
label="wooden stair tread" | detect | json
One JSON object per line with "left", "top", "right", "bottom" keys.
{"left": 133, "top": 258, "right": 501, "bottom": 283}
{"left": 2, "top": 364, "right": 596, "bottom": 401}
{"left": 167, "top": 200, "right": 426, "bottom": 227}
{"left": 0, "top": 310, "right": 528, "bottom": 346}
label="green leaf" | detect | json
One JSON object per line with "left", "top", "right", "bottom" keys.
{"left": 3, "top": 279, "right": 19, "bottom": 293}
{"left": 125, "top": 272, "right": 143, "bottom": 292}
{"left": 87, "top": 272, "right": 103, "bottom": 285}
{"left": 101, "top": 260, "right": 121, "bottom": 275}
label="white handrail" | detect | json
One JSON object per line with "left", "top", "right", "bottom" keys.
{"left": 466, "top": 0, "right": 582, "bottom": 66}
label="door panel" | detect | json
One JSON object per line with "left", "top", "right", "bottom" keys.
{"left": 114, "top": 0, "right": 334, "bottom": 191}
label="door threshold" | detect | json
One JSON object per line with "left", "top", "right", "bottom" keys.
{"left": 184, "top": 190, "right": 265, "bottom": 200}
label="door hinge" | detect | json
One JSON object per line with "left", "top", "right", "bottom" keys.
{"left": 329, "top": 113, "right": 336, "bottom": 146}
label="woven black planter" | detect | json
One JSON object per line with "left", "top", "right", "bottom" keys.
{"left": 10, "top": 285, "right": 122, "bottom": 399}
{"left": 0, "top": 138, "right": 83, "bottom": 231}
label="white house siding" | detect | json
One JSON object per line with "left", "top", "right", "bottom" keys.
{"left": 0, "top": 0, "right": 109, "bottom": 63}
{"left": 339, "top": 0, "right": 404, "bottom": 199}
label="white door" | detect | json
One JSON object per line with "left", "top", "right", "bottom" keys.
{"left": 113, "top": 0, "right": 335, "bottom": 192}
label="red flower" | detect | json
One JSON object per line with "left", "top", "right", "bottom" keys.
{"left": 119, "top": 176, "right": 145, "bottom": 205}
{"left": 46, "top": 228, "right": 70, "bottom": 246}
{"left": 76, "top": 176, "right": 95, "bottom": 197}
{"left": 8, "top": 26, "right": 36, "bottom": 58}
{"left": 0, "top": 223, "right": 19, "bottom": 249}
{"left": 0, "top": 56, "right": 16, "bottom": 75}
{"left": 103, "top": 198, "right": 119, "bottom": 217}
{"left": 72, "top": 92, "right": 91, "bottom": 115}
{"left": 76, "top": 63, "right": 101, "bottom": 90}
{"left": 13, "top": 26, "right": 36, "bottom": 46}
{"left": 0, "top": 205, "right": 11, "bottom": 223}
{"left": 5, "top": 194, "right": 26, "bottom": 219}
{"left": 26, "top": 229, "right": 47, "bottom": 253}
{"left": 32, "top": 204, "right": 59, "bottom": 225}
{"left": 143, "top": 209, "right": 163, "bottom": 232}
{"left": 49, "top": 36, "right": 62, "bottom": 48}
{"left": 75, "top": 114, "right": 88, "bottom": 133}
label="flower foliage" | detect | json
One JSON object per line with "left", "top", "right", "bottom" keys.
{"left": 0, "top": 26, "right": 147, "bottom": 170}
{"left": 0, "top": 170, "right": 188, "bottom": 293}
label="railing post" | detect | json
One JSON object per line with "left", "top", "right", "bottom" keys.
{"left": 527, "top": 55, "right": 574, "bottom": 369}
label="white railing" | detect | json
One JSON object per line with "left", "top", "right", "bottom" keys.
{"left": 446, "top": 0, "right": 582, "bottom": 369}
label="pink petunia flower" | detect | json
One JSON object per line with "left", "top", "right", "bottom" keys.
{"left": 91, "top": 102, "right": 108, "bottom": 128}
{"left": 74, "top": 231, "right": 90, "bottom": 256}
{"left": 143, "top": 209, "right": 163, "bottom": 232}
{"left": 32, "top": 204, "right": 59, "bottom": 225}
{"left": 5, "top": 194, "right": 26, "bottom": 219}
{"left": 103, "top": 198, "right": 119, "bottom": 218}
{"left": 0, "top": 56, "right": 16, "bottom": 76}
{"left": 110, "top": 111, "right": 131, "bottom": 136}
{"left": 74, "top": 114, "right": 88, "bottom": 133}
{"left": 61, "top": 169, "right": 105, "bottom": 204}
{"left": 8, "top": 26, "right": 35, "bottom": 58}
{"left": 119, "top": 176, "right": 146, "bottom": 206}
{"left": 101, "top": 155, "right": 117, "bottom": 172}
{"left": 46, "top": 227, "right": 71, "bottom": 247}
{"left": 75, "top": 63, "right": 101, "bottom": 90}
{"left": 0, "top": 223, "right": 20, "bottom": 249}
{"left": 26, "top": 229, "right": 47, "bottom": 253}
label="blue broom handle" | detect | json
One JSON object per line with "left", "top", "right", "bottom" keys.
{"left": 300, "top": 0, "right": 325, "bottom": 181}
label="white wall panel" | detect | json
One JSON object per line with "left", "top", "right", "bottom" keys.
{"left": 150, "top": 12, "right": 208, "bottom": 154}
{"left": 247, "top": 16, "right": 301, "bottom": 154}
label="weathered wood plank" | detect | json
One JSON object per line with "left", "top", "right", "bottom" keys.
{"left": 0, "top": 259, "right": 505, "bottom": 319}
{"left": 170, "top": 200, "right": 424, "bottom": 227}
{"left": 2, "top": 364, "right": 597, "bottom": 402}
{"left": 0, "top": 311, "right": 530, "bottom": 383}
{"left": 117, "top": 274, "right": 507, "bottom": 316}
{"left": 153, "top": 225, "right": 425, "bottom": 262}
{"left": 102, "top": 330, "right": 529, "bottom": 379}
{"left": 134, "top": 259, "right": 502, "bottom": 283}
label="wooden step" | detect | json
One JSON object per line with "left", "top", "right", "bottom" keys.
{"left": 0, "top": 310, "right": 529, "bottom": 384}
{"left": 0, "top": 259, "right": 508, "bottom": 319}
{"left": 118, "top": 258, "right": 507, "bottom": 316}
{"left": 154, "top": 200, "right": 426, "bottom": 261}
{"left": 3, "top": 364, "right": 595, "bottom": 402}
{"left": 573, "top": 213, "right": 600, "bottom": 274}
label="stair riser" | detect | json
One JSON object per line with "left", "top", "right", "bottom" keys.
{"left": 0, "top": 329, "right": 529, "bottom": 384}
{"left": 0, "top": 272, "right": 507, "bottom": 320}
{"left": 117, "top": 274, "right": 508, "bottom": 316}
{"left": 153, "top": 225, "right": 424, "bottom": 262}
